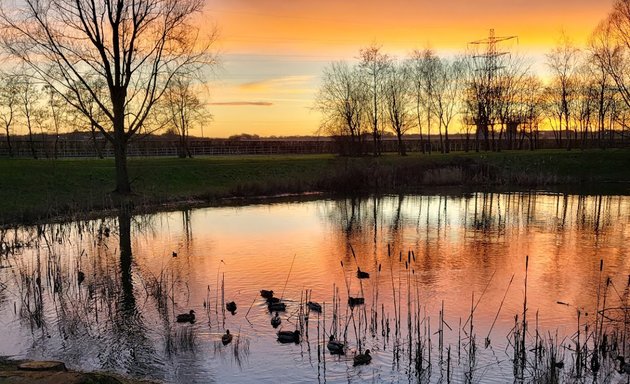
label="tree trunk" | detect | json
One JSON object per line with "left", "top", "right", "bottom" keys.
{"left": 114, "top": 141, "right": 131, "bottom": 193}
{"left": 90, "top": 124, "right": 104, "bottom": 159}
{"left": 4, "top": 125, "right": 12, "bottom": 157}
{"left": 444, "top": 125, "right": 450, "bottom": 154}
{"left": 27, "top": 124, "right": 37, "bottom": 159}
{"left": 397, "top": 131, "right": 406, "bottom": 156}
{"left": 438, "top": 121, "right": 444, "bottom": 154}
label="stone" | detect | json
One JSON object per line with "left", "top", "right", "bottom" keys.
{"left": 17, "top": 361, "right": 67, "bottom": 372}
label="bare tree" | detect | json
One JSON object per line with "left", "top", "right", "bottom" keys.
{"left": 315, "top": 61, "right": 368, "bottom": 156}
{"left": 1, "top": 0, "right": 216, "bottom": 193}
{"left": 409, "top": 49, "right": 439, "bottom": 153}
{"left": 546, "top": 33, "right": 581, "bottom": 150}
{"left": 0, "top": 71, "right": 20, "bottom": 157}
{"left": 514, "top": 75, "right": 544, "bottom": 150}
{"left": 463, "top": 52, "right": 498, "bottom": 151}
{"left": 494, "top": 55, "right": 532, "bottom": 151}
{"left": 383, "top": 61, "right": 414, "bottom": 156}
{"left": 16, "top": 73, "right": 45, "bottom": 159}
{"left": 359, "top": 44, "right": 390, "bottom": 156}
{"left": 44, "top": 85, "right": 69, "bottom": 158}
{"left": 162, "top": 75, "right": 211, "bottom": 158}
{"left": 588, "top": 34, "right": 617, "bottom": 148}
{"left": 573, "top": 63, "right": 597, "bottom": 148}
{"left": 431, "top": 57, "right": 465, "bottom": 153}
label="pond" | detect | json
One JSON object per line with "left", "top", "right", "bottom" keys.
{"left": 0, "top": 192, "right": 629, "bottom": 383}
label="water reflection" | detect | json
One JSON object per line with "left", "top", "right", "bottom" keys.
{"left": 0, "top": 192, "right": 629, "bottom": 383}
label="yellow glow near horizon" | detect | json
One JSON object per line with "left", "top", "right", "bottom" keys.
{"left": 201, "top": 0, "right": 614, "bottom": 138}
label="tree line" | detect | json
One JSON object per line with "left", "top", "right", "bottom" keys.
{"left": 0, "top": 0, "right": 215, "bottom": 194}
{"left": 316, "top": 1, "right": 630, "bottom": 156}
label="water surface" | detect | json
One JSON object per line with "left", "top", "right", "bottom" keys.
{"left": 0, "top": 192, "right": 629, "bottom": 383}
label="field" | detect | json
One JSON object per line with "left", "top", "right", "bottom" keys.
{"left": 1, "top": 149, "right": 629, "bottom": 225}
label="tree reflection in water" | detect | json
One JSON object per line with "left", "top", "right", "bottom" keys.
{"left": 0, "top": 192, "right": 628, "bottom": 383}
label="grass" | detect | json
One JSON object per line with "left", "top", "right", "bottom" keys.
{"left": 1, "top": 149, "right": 629, "bottom": 225}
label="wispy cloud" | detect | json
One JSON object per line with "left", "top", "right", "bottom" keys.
{"left": 209, "top": 101, "right": 273, "bottom": 106}
{"left": 239, "top": 75, "right": 314, "bottom": 92}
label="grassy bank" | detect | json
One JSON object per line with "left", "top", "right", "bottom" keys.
{"left": 1, "top": 149, "right": 629, "bottom": 225}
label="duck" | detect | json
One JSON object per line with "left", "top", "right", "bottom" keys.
{"left": 307, "top": 301, "right": 322, "bottom": 313}
{"left": 77, "top": 271, "right": 85, "bottom": 286}
{"left": 617, "top": 356, "right": 630, "bottom": 374}
{"left": 268, "top": 302, "right": 286, "bottom": 312}
{"left": 357, "top": 267, "right": 370, "bottom": 279}
{"left": 271, "top": 312, "right": 282, "bottom": 328}
{"left": 348, "top": 297, "right": 365, "bottom": 307}
{"left": 172, "top": 251, "right": 177, "bottom": 257}
{"left": 176, "top": 310, "right": 196, "bottom": 323}
{"left": 222, "top": 329, "right": 233, "bottom": 345}
{"left": 277, "top": 330, "right": 300, "bottom": 343}
{"left": 260, "top": 290, "right": 274, "bottom": 299}
{"left": 353, "top": 349, "right": 372, "bottom": 366}
{"left": 226, "top": 301, "right": 237, "bottom": 314}
{"left": 327, "top": 335, "right": 345, "bottom": 355}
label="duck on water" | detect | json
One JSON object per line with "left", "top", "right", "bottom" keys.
{"left": 353, "top": 350, "right": 372, "bottom": 366}
{"left": 327, "top": 335, "right": 345, "bottom": 355}
{"left": 222, "top": 330, "right": 233, "bottom": 345}
{"left": 176, "top": 310, "right": 195, "bottom": 323}
{"left": 226, "top": 301, "right": 237, "bottom": 314}
{"left": 277, "top": 330, "right": 300, "bottom": 343}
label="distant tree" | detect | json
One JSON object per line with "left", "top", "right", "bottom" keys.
{"left": 1, "top": 0, "right": 216, "bottom": 193}
{"left": 359, "top": 44, "right": 391, "bottom": 156}
{"left": 44, "top": 85, "right": 70, "bottom": 158}
{"left": 588, "top": 33, "right": 617, "bottom": 148}
{"left": 431, "top": 57, "right": 465, "bottom": 153}
{"left": 383, "top": 61, "right": 414, "bottom": 155}
{"left": 573, "top": 63, "right": 598, "bottom": 148}
{"left": 463, "top": 53, "right": 498, "bottom": 152}
{"left": 315, "top": 61, "right": 368, "bottom": 156}
{"left": 409, "top": 49, "right": 439, "bottom": 153}
{"left": 546, "top": 33, "right": 581, "bottom": 150}
{"left": 494, "top": 55, "right": 532, "bottom": 151}
{"left": 162, "top": 76, "right": 211, "bottom": 158}
{"left": 514, "top": 76, "right": 545, "bottom": 150}
{"left": 16, "top": 73, "right": 46, "bottom": 159}
{"left": 0, "top": 71, "right": 20, "bottom": 157}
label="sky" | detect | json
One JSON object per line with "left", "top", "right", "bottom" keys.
{"left": 202, "top": 0, "right": 615, "bottom": 138}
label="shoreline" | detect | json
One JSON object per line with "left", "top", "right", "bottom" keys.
{"left": 0, "top": 357, "right": 157, "bottom": 384}
{"left": 1, "top": 150, "right": 629, "bottom": 227}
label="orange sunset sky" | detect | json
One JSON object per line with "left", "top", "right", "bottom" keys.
{"left": 203, "top": 0, "right": 613, "bottom": 138}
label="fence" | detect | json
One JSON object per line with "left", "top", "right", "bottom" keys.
{"left": 0, "top": 135, "right": 628, "bottom": 158}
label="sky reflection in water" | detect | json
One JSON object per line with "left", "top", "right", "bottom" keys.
{"left": 0, "top": 192, "right": 629, "bottom": 383}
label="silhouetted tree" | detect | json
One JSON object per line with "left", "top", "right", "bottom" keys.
{"left": 546, "top": 33, "right": 581, "bottom": 150}
{"left": 1, "top": 0, "right": 216, "bottom": 192}
{"left": 0, "top": 71, "right": 20, "bottom": 157}
{"left": 409, "top": 49, "right": 439, "bottom": 153}
{"left": 162, "top": 75, "right": 212, "bottom": 158}
{"left": 383, "top": 61, "right": 414, "bottom": 155}
{"left": 44, "top": 85, "right": 69, "bottom": 158}
{"left": 431, "top": 57, "right": 465, "bottom": 153}
{"left": 16, "top": 73, "right": 45, "bottom": 159}
{"left": 315, "top": 61, "right": 368, "bottom": 156}
{"left": 514, "top": 75, "right": 544, "bottom": 150}
{"left": 359, "top": 44, "right": 390, "bottom": 156}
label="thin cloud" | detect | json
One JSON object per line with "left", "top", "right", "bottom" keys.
{"left": 209, "top": 101, "right": 273, "bottom": 106}
{"left": 240, "top": 75, "right": 314, "bottom": 91}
